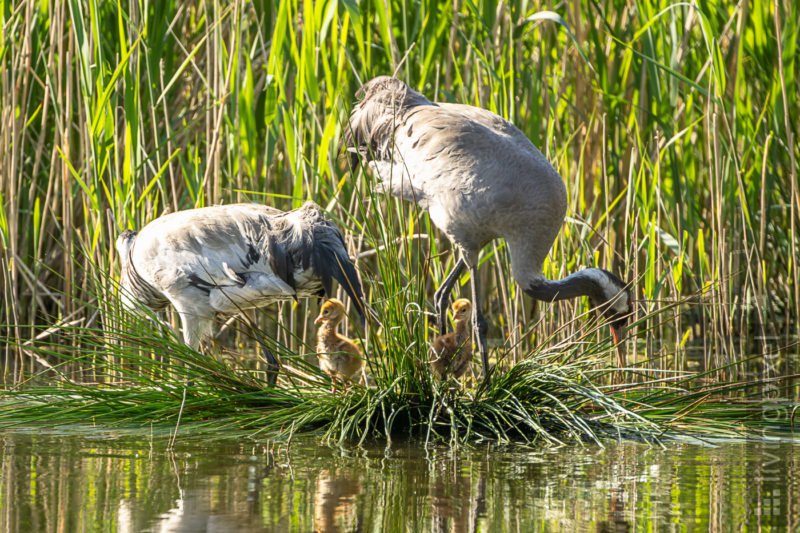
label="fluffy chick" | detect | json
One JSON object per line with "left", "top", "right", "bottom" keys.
{"left": 315, "top": 298, "right": 364, "bottom": 392}
{"left": 430, "top": 298, "right": 473, "bottom": 380}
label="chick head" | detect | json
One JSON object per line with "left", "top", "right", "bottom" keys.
{"left": 315, "top": 298, "right": 346, "bottom": 326}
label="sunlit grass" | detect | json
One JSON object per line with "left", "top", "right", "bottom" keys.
{"left": 0, "top": 233, "right": 791, "bottom": 445}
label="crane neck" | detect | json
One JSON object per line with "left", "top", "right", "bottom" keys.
{"left": 317, "top": 320, "right": 340, "bottom": 336}
{"left": 317, "top": 320, "right": 340, "bottom": 352}
{"left": 523, "top": 269, "right": 606, "bottom": 303}
{"left": 452, "top": 317, "right": 471, "bottom": 343}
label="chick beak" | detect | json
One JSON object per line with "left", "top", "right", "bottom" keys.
{"left": 610, "top": 324, "right": 627, "bottom": 368}
{"left": 314, "top": 315, "right": 323, "bottom": 326}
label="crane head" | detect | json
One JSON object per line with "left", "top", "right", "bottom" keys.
{"left": 451, "top": 298, "right": 472, "bottom": 323}
{"left": 588, "top": 269, "right": 633, "bottom": 367}
{"left": 315, "top": 298, "right": 347, "bottom": 326}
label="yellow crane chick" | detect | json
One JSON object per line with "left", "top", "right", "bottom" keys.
{"left": 430, "top": 298, "right": 473, "bottom": 380}
{"left": 315, "top": 298, "right": 364, "bottom": 392}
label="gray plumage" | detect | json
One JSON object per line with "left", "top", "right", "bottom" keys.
{"left": 347, "top": 76, "right": 632, "bottom": 382}
{"left": 116, "top": 201, "right": 366, "bottom": 383}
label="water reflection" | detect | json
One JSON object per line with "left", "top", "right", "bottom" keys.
{"left": 313, "top": 468, "right": 361, "bottom": 532}
{"left": 0, "top": 431, "right": 797, "bottom": 532}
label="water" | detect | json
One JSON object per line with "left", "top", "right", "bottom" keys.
{"left": 0, "top": 431, "right": 797, "bottom": 532}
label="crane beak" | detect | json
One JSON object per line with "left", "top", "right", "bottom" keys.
{"left": 314, "top": 315, "right": 323, "bottom": 326}
{"left": 610, "top": 324, "right": 626, "bottom": 368}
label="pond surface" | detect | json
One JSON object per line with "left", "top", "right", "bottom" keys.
{"left": 0, "top": 430, "right": 797, "bottom": 532}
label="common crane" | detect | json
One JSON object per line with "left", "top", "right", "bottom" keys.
{"left": 347, "top": 76, "right": 631, "bottom": 384}
{"left": 314, "top": 298, "right": 365, "bottom": 392}
{"left": 430, "top": 298, "right": 473, "bottom": 381}
{"left": 116, "top": 201, "right": 366, "bottom": 385}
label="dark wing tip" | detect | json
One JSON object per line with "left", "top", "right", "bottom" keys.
{"left": 268, "top": 236, "right": 296, "bottom": 291}
{"left": 311, "top": 226, "right": 368, "bottom": 324}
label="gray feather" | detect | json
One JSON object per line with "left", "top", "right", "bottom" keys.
{"left": 116, "top": 229, "right": 169, "bottom": 310}
{"left": 347, "top": 76, "right": 632, "bottom": 380}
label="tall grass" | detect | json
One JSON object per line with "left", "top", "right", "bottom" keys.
{"left": 0, "top": 0, "right": 798, "bottom": 402}
{"left": 0, "top": 277, "right": 776, "bottom": 444}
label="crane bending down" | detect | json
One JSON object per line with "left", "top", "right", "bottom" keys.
{"left": 347, "top": 76, "right": 632, "bottom": 384}
{"left": 116, "top": 201, "right": 366, "bottom": 385}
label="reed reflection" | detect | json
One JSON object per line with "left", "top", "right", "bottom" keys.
{"left": 428, "top": 464, "right": 486, "bottom": 533}
{"left": 312, "top": 467, "right": 363, "bottom": 533}
{"left": 0, "top": 433, "right": 797, "bottom": 532}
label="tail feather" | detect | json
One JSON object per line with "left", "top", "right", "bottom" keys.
{"left": 115, "top": 229, "right": 169, "bottom": 311}
{"left": 311, "top": 224, "right": 367, "bottom": 324}
{"left": 115, "top": 230, "right": 138, "bottom": 264}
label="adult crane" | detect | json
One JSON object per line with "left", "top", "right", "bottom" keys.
{"left": 347, "top": 76, "right": 631, "bottom": 384}
{"left": 116, "top": 201, "right": 366, "bottom": 385}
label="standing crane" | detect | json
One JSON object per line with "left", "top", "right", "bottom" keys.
{"left": 347, "top": 76, "right": 631, "bottom": 384}
{"left": 116, "top": 201, "right": 366, "bottom": 385}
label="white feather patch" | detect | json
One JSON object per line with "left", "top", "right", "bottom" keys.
{"left": 208, "top": 273, "right": 296, "bottom": 312}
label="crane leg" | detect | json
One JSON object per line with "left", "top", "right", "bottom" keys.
{"left": 434, "top": 257, "right": 466, "bottom": 333}
{"left": 468, "top": 263, "right": 491, "bottom": 385}
{"left": 223, "top": 314, "right": 281, "bottom": 387}
{"left": 258, "top": 341, "right": 280, "bottom": 387}
{"left": 251, "top": 327, "right": 281, "bottom": 387}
